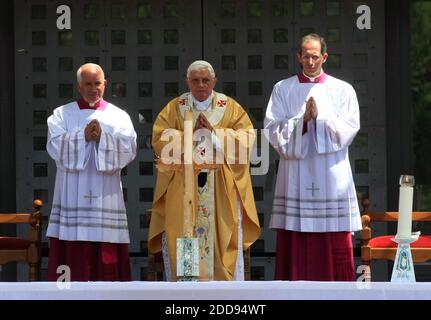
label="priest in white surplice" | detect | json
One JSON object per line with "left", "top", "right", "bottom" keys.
{"left": 264, "top": 34, "right": 362, "bottom": 281}
{"left": 46, "top": 63, "right": 137, "bottom": 281}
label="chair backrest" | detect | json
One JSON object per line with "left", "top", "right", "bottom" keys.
{"left": 0, "top": 200, "right": 43, "bottom": 281}
{"left": 361, "top": 198, "right": 431, "bottom": 240}
{"left": 361, "top": 198, "right": 431, "bottom": 267}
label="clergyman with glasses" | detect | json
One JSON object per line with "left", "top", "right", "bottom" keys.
{"left": 264, "top": 33, "right": 362, "bottom": 281}
{"left": 149, "top": 60, "right": 260, "bottom": 281}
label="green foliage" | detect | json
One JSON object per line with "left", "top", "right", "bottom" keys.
{"left": 411, "top": 2, "right": 431, "bottom": 188}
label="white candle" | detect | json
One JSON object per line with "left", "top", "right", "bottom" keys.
{"left": 397, "top": 185, "right": 414, "bottom": 238}
{"left": 183, "top": 110, "right": 193, "bottom": 165}
{"left": 183, "top": 109, "right": 195, "bottom": 238}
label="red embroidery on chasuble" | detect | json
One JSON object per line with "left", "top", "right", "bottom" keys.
{"left": 217, "top": 100, "right": 226, "bottom": 108}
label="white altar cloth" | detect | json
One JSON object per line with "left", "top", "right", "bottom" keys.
{"left": 1, "top": 281, "right": 431, "bottom": 300}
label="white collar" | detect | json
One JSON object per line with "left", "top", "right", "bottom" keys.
{"left": 192, "top": 92, "right": 213, "bottom": 111}
{"left": 302, "top": 70, "right": 323, "bottom": 82}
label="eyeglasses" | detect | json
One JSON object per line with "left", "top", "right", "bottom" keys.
{"left": 189, "top": 77, "right": 214, "bottom": 85}
{"left": 300, "top": 55, "right": 322, "bottom": 62}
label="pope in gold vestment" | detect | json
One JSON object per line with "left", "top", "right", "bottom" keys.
{"left": 148, "top": 90, "right": 260, "bottom": 281}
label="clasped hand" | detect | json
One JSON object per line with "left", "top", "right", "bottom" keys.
{"left": 304, "top": 96, "right": 318, "bottom": 122}
{"left": 85, "top": 119, "right": 102, "bottom": 143}
{"left": 193, "top": 113, "right": 213, "bottom": 133}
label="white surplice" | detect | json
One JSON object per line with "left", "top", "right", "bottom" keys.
{"left": 46, "top": 101, "right": 137, "bottom": 243}
{"left": 264, "top": 74, "right": 362, "bottom": 232}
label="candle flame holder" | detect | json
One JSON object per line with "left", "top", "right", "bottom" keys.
{"left": 399, "top": 175, "right": 415, "bottom": 187}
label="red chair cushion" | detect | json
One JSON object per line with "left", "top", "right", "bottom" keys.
{"left": 369, "top": 235, "right": 431, "bottom": 248}
{"left": 0, "top": 237, "right": 30, "bottom": 250}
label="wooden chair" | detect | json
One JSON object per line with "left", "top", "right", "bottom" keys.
{"left": 146, "top": 209, "right": 251, "bottom": 280}
{"left": 0, "top": 200, "right": 43, "bottom": 281}
{"left": 361, "top": 198, "right": 431, "bottom": 280}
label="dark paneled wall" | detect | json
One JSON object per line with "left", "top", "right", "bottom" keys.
{"left": 0, "top": 0, "right": 16, "bottom": 280}
{"left": 386, "top": 0, "right": 413, "bottom": 210}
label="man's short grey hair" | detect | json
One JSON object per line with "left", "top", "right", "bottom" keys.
{"left": 187, "top": 60, "right": 216, "bottom": 78}
{"left": 76, "top": 63, "right": 105, "bottom": 83}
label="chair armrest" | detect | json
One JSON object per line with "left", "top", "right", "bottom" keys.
{"left": 29, "top": 200, "right": 43, "bottom": 243}
{"left": 0, "top": 214, "right": 32, "bottom": 224}
{"left": 361, "top": 214, "right": 371, "bottom": 245}
{"left": 367, "top": 212, "right": 431, "bottom": 222}
{"left": 0, "top": 200, "right": 43, "bottom": 225}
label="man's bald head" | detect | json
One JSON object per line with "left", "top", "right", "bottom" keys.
{"left": 77, "top": 63, "right": 105, "bottom": 84}
{"left": 76, "top": 63, "right": 107, "bottom": 105}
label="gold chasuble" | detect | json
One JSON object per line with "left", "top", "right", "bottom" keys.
{"left": 149, "top": 91, "right": 260, "bottom": 281}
